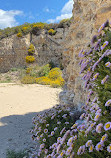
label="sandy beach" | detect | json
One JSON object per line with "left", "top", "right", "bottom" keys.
{"left": 0, "top": 83, "right": 62, "bottom": 157}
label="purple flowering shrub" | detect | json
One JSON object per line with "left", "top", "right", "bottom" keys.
{"left": 31, "top": 20, "right": 111, "bottom": 158}
{"left": 31, "top": 105, "right": 78, "bottom": 158}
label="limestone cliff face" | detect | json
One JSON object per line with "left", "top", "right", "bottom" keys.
{"left": 60, "top": 0, "right": 111, "bottom": 109}
{"left": 0, "top": 26, "right": 70, "bottom": 72}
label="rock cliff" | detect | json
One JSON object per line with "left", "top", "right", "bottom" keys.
{"left": 0, "top": 25, "right": 70, "bottom": 72}
{"left": 60, "top": 0, "right": 111, "bottom": 109}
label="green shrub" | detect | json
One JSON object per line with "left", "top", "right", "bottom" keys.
{"left": 60, "top": 18, "right": 70, "bottom": 23}
{"left": 48, "top": 29, "right": 56, "bottom": 35}
{"left": 21, "top": 75, "right": 35, "bottom": 84}
{"left": 37, "top": 64, "right": 50, "bottom": 77}
{"left": 26, "top": 56, "right": 35, "bottom": 63}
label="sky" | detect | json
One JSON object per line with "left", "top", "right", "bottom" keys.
{"left": 0, "top": 0, "right": 74, "bottom": 29}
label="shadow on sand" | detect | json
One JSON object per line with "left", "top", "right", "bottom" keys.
{"left": 0, "top": 108, "right": 51, "bottom": 158}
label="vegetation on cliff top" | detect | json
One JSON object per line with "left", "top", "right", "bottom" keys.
{"left": 0, "top": 18, "right": 71, "bottom": 39}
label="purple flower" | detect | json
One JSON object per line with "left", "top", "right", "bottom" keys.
{"left": 101, "top": 41, "right": 109, "bottom": 50}
{"left": 94, "top": 39, "right": 101, "bottom": 50}
{"left": 51, "top": 131, "right": 54, "bottom": 136}
{"left": 79, "top": 50, "right": 86, "bottom": 57}
{"left": 98, "top": 20, "right": 109, "bottom": 33}
{"left": 100, "top": 134, "right": 108, "bottom": 143}
{"left": 40, "top": 143, "right": 45, "bottom": 149}
{"left": 66, "top": 147, "right": 73, "bottom": 155}
{"left": 95, "top": 142, "right": 104, "bottom": 151}
{"left": 94, "top": 113, "right": 101, "bottom": 121}
{"left": 86, "top": 49, "right": 93, "bottom": 55}
{"left": 98, "top": 24, "right": 105, "bottom": 32}
{"left": 104, "top": 122, "right": 111, "bottom": 131}
{"left": 77, "top": 145, "right": 85, "bottom": 155}
{"left": 107, "top": 144, "right": 111, "bottom": 153}
{"left": 101, "top": 75, "right": 109, "bottom": 84}
{"left": 86, "top": 140, "right": 92, "bottom": 147}
{"left": 96, "top": 123, "right": 103, "bottom": 133}
{"left": 92, "top": 50, "right": 110, "bottom": 71}
{"left": 105, "top": 99, "right": 111, "bottom": 107}
{"left": 92, "top": 73, "right": 99, "bottom": 81}
{"left": 44, "top": 128, "right": 48, "bottom": 133}
{"left": 105, "top": 62, "right": 111, "bottom": 67}
{"left": 89, "top": 144, "right": 94, "bottom": 152}
{"left": 60, "top": 127, "right": 65, "bottom": 135}
{"left": 80, "top": 113, "right": 85, "bottom": 120}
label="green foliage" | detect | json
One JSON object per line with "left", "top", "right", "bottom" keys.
{"left": 0, "top": 19, "right": 71, "bottom": 39}
{"left": 60, "top": 18, "right": 70, "bottom": 23}
{"left": 37, "top": 64, "right": 50, "bottom": 77}
{"left": 6, "top": 150, "right": 28, "bottom": 158}
{"left": 26, "top": 56, "right": 35, "bottom": 63}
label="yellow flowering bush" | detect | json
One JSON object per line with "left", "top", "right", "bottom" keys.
{"left": 48, "top": 68, "right": 62, "bottom": 80}
{"left": 26, "top": 67, "right": 32, "bottom": 74}
{"left": 33, "top": 23, "right": 45, "bottom": 29}
{"left": 22, "top": 26, "right": 31, "bottom": 34}
{"left": 35, "top": 67, "right": 64, "bottom": 87}
{"left": 26, "top": 56, "right": 35, "bottom": 63}
{"left": 48, "top": 29, "right": 56, "bottom": 35}
{"left": 21, "top": 75, "right": 35, "bottom": 84}
{"left": 17, "top": 32, "right": 22, "bottom": 37}
{"left": 50, "top": 77, "right": 65, "bottom": 88}
{"left": 28, "top": 44, "right": 35, "bottom": 55}
{"left": 36, "top": 76, "right": 51, "bottom": 85}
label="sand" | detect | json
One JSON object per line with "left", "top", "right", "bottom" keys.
{"left": 0, "top": 83, "right": 62, "bottom": 157}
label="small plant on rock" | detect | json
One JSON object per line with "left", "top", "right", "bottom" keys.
{"left": 26, "top": 56, "right": 35, "bottom": 63}
{"left": 28, "top": 44, "right": 35, "bottom": 55}
{"left": 17, "top": 32, "right": 22, "bottom": 37}
{"left": 48, "top": 29, "right": 56, "bottom": 36}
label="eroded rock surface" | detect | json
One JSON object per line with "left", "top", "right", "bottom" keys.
{"left": 60, "top": 0, "right": 111, "bottom": 109}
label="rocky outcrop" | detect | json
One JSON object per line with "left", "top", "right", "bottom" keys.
{"left": 0, "top": 26, "right": 70, "bottom": 72}
{"left": 60, "top": 0, "right": 111, "bottom": 109}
